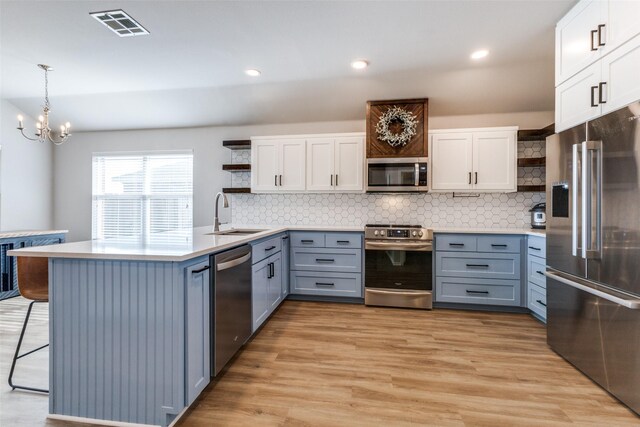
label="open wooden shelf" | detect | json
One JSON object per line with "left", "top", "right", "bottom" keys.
{"left": 222, "top": 187, "right": 251, "bottom": 194}
{"left": 517, "top": 157, "right": 546, "bottom": 167}
{"left": 517, "top": 124, "right": 554, "bottom": 142}
{"left": 222, "top": 164, "right": 251, "bottom": 172}
{"left": 223, "top": 140, "right": 251, "bottom": 150}
{"left": 517, "top": 185, "right": 545, "bottom": 192}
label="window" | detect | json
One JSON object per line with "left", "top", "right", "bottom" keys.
{"left": 92, "top": 151, "right": 193, "bottom": 243}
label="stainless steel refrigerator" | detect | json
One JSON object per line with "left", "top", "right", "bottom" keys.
{"left": 546, "top": 101, "right": 640, "bottom": 415}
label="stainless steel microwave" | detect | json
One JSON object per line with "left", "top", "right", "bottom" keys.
{"left": 366, "top": 157, "right": 428, "bottom": 192}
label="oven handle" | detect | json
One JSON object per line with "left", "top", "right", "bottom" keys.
{"left": 365, "top": 241, "right": 433, "bottom": 252}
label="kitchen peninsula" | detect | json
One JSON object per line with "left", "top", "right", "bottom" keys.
{"left": 9, "top": 224, "right": 545, "bottom": 427}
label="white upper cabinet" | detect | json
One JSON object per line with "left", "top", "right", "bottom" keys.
{"left": 430, "top": 128, "right": 517, "bottom": 193}
{"left": 601, "top": 33, "right": 640, "bottom": 114}
{"left": 251, "top": 138, "right": 305, "bottom": 192}
{"left": 556, "top": 0, "right": 604, "bottom": 85}
{"left": 556, "top": 0, "right": 640, "bottom": 86}
{"left": 431, "top": 133, "right": 473, "bottom": 191}
{"left": 306, "top": 135, "right": 364, "bottom": 193}
{"left": 603, "top": 0, "right": 640, "bottom": 55}
{"left": 472, "top": 131, "right": 516, "bottom": 191}
{"left": 334, "top": 137, "right": 364, "bottom": 192}
{"left": 253, "top": 133, "right": 364, "bottom": 194}
{"left": 555, "top": 61, "right": 603, "bottom": 131}
{"left": 306, "top": 138, "right": 335, "bottom": 191}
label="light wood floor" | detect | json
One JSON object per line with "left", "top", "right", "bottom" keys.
{"left": 0, "top": 298, "right": 638, "bottom": 426}
{"left": 180, "top": 301, "right": 639, "bottom": 427}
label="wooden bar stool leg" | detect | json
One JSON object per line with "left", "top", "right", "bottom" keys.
{"left": 7, "top": 300, "right": 49, "bottom": 393}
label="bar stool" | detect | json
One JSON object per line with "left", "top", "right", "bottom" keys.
{"left": 8, "top": 257, "right": 49, "bottom": 393}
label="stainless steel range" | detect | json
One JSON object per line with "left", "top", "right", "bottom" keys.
{"left": 364, "top": 224, "right": 433, "bottom": 309}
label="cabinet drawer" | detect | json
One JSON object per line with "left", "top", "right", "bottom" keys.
{"left": 325, "top": 232, "right": 362, "bottom": 249}
{"left": 436, "top": 252, "right": 520, "bottom": 280}
{"left": 290, "top": 271, "right": 362, "bottom": 297}
{"left": 291, "top": 248, "right": 362, "bottom": 273}
{"left": 528, "top": 255, "right": 546, "bottom": 288}
{"left": 290, "top": 232, "right": 325, "bottom": 248}
{"left": 251, "top": 235, "right": 282, "bottom": 264}
{"left": 528, "top": 282, "right": 547, "bottom": 321}
{"left": 527, "top": 235, "right": 546, "bottom": 258}
{"left": 435, "top": 234, "right": 477, "bottom": 252}
{"left": 477, "top": 235, "right": 522, "bottom": 254}
{"left": 435, "top": 277, "right": 521, "bottom": 306}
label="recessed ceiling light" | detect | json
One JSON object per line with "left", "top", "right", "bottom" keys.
{"left": 245, "top": 69, "right": 261, "bottom": 77}
{"left": 471, "top": 49, "right": 489, "bottom": 60}
{"left": 89, "top": 9, "right": 149, "bottom": 37}
{"left": 351, "top": 59, "right": 369, "bottom": 70}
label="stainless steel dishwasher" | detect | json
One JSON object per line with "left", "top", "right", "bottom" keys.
{"left": 211, "top": 244, "right": 252, "bottom": 376}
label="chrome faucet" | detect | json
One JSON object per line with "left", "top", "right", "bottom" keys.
{"left": 213, "top": 192, "right": 229, "bottom": 232}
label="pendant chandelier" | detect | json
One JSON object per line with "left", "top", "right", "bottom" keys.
{"left": 17, "top": 64, "right": 71, "bottom": 145}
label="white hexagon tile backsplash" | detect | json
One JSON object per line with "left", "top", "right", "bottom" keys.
{"left": 230, "top": 192, "right": 545, "bottom": 229}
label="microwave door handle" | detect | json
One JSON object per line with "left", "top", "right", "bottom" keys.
{"left": 415, "top": 164, "right": 419, "bottom": 186}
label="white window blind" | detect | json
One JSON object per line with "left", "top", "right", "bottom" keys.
{"left": 92, "top": 152, "right": 193, "bottom": 243}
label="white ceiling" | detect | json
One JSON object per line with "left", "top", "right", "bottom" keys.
{"left": 1, "top": 0, "right": 575, "bottom": 131}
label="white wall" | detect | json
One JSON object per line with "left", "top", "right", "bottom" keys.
{"left": 53, "top": 111, "right": 554, "bottom": 242}
{"left": 0, "top": 100, "right": 53, "bottom": 231}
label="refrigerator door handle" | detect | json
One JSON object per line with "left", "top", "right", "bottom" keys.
{"left": 584, "top": 140, "right": 603, "bottom": 259}
{"left": 544, "top": 271, "right": 640, "bottom": 309}
{"left": 572, "top": 143, "right": 582, "bottom": 257}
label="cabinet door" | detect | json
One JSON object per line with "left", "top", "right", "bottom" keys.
{"left": 279, "top": 139, "right": 306, "bottom": 191}
{"left": 430, "top": 133, "right": 473, "bottom": 191}
{"left": 252, "top": 258, "right": 270, "bottom": 333}
{"left": 334, "top": 136, "right": 364, "bottom": 192}
{"left": 604, "top": 0, "right": 640, "bottom": 54}
{"left": 251, "top": 140, "right": 279, "bottom": 192}
{"left": 306, "top": 138, "right": 335, "bottom": 191}
{"left": 185, "top": 259, "right": 211, "bottom": 405}
{"left": 472, "top": 131, "right": 516, "bottom": 192}
{"left": 555, "top": 61, "right": 602, "bottom": 132}
{"left": 555, "top": 0, "right": 604, "bottom": 85}
{"left": 268, "top": 253, "right": 283, "bottom": 311}
{"left": 601, "top": 33, "right": 640, "bottom": 114}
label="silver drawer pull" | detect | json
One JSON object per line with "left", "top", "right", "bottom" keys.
{"left": 466, "top": 264, "right": 489, "bottom": 268}
{"left": 264, "top": 246, "right": 276, "bottom": 251}
{"left": 315, "top": 258, "right": 335, "bottom": 263}
{"left": 536, "top": 299, "right": 547, "bottom": 307}
{"left": 336, "top": 240, "right": 350, "bottom": 244}
{"left": 466, "top": 290, "right": 489, "bottom": 294}
{"left": 536, "top": 270, "right": 545, "bottom": 276}
{"left": 315, "top": 282, "right": 335, "bottom": 287}
{"left": 491, "top": 244, "right": 507, "bottom": 248}
{"left": 449, "top": 243, "right": 465, "bottom": 247}
{"left": 301, "top": 240, "right": 314, "bottom": 243}
{"left": 528, "top": 246, "right": 541, "bottom": 251}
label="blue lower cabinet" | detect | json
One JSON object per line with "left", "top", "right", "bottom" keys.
{"left": 436, "top": 276, "right": 521, "bottom": 306}
{"left": 281, "top": 235, "right": 290, "bottom": 298}
{"left": 291, "top": 271, "right": 362, "bottom": 297}
{"left": 184, "top": 257, "right": 211, "bottom": 405}
{"left": 291, "top": 247, "right": 362, "bottom": 273}
{"left": 251, "top": 235, "right": 284, "bottom": 333}
{"left": 528, "top": 282, "right": 547, "bottom": 320}
{"left": 526, "top": 235, "right": 547, "bottom": 322}
{"left": 436, "top": 252, "right": 520, "bottom": 280}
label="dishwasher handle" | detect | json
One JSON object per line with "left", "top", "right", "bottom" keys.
{"left": 217, "top": 252, "right": 251, "bottom": 271}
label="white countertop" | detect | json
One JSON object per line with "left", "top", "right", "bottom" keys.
{"left": 7, "top": 224, "right": 544, "bottom": 262}
{"left": 434, "top": 228, "right": 546, "bottom": 237}
{"left": 0, "top": 229, "right": 68, "bottom": 239}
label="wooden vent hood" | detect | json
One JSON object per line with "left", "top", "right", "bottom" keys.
{"left": 366, "top": 98, "right": 429, "bottom": 158}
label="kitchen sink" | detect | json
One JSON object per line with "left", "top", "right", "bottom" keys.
{"left": 207, "top": 229, "right": 266, "bottom": 236}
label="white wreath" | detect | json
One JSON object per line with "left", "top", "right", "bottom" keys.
{"left": 375, "top": 106, "right": 418, "bottom": 147}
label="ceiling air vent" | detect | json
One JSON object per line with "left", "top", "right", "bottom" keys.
{"left": 90, "top": 9, "right": 149, "bottom": 37}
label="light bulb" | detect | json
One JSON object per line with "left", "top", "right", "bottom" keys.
{"left": 245, "top": 69, "right": 261, "bottom": 77}
{"left": 65, "top": 122, "right": 71, "bottom": 128}
{"left": 17, "top": 114, "right": 23, "bottom": 121}
{"left": 36, "top": 122, "right": 42, "bottom": 129}
{"left": 60, "top": 125, "right": 66, "bottom": 133}
{"left": 38, "top": 115, "right": 44, "bottom": 122}
{"left": 471, "top": 49, "right": 489, "bottom": 60}
{"left": 351, "top": 59, "right": 369, "bottom": 70}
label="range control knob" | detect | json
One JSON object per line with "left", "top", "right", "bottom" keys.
{"left": 418, "top": 231, "right": 424, "bottom": 237}
{"left": 412, "top": 231, "right": 417, "bottom": 237}
{"left": 380, "top": 230, "right": 386, "bottom": 236}
{"left": 374, "top": 230, "right": 379, "bottom": 236}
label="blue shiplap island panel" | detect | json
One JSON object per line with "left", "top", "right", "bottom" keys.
{"left": 48, "top": 256, "right": 207, "bottom": 427}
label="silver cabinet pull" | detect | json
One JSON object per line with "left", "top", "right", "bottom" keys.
{"left": 315, "top": 258, "right": 335, "bottom": 263}
{"left": 536, "top": 299, "right": 547, "bottom": 307}
{"left": 590, "top": 85, "right": 599, "bottom": 107}
{"left": 598, "top": 82, "right": 607, "bottom": 104}
{"left": 315, "top": 282, "right": 335, "bottom": 287}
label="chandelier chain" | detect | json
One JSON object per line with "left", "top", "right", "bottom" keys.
{"left": 44, "top": 68, "right": 50, "bottom": 109}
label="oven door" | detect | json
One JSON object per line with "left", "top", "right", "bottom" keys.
{"left": 366, "top": 158, "right": 428, "bottom": 192}
{"left": 364, "top": 241, "right": 433, "bottom": 309}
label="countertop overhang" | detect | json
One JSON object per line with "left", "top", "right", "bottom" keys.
{"left": 8, "top": 225, "right": 545, "bottom": 262}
